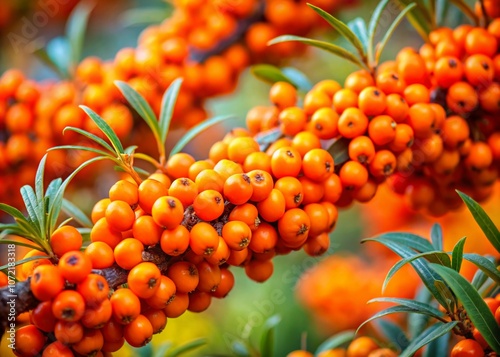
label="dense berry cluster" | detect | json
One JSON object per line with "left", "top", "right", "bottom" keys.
{"left": 0, "top": 0, "right": 353, "bottom": 209}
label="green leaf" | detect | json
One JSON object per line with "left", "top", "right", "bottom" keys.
{"left": 471, "top": 270, "right": 489, "bottom": 291}
{"left": 44, "top": 178, "right": 62, "bottom": 218}
{"left": 423, "top": 331, "right": 450, "bottom": 357}
{"left": 0, "top": 254, "right": 50, "bottom": 271}
{"left": 347, "top": 18, "right": 368, "bottom": 52}
{"left": 314, "top": 330, "right": 355, "bottom": 356}
{"left": 434, "top": 280, "right": 457, "bottom": 312}
{"left": 0, "top": 203, "right": 29, "bottom": 222}
{"left": 399, "top": 322, "right": 458, "bottom": 357}
{"left": 166, "top": 338, "right": 207, "bottom": 357}
{"left": 268, "top": 35, "right": 368, "bottom": 70}
{"left": 382, "top": 250, "right": 451, "bottom": 293}
{"left": 80, "top": 106, "right": 124, "bottom": 155}
{"left": 307, "top": 4, "right": 366, "bottom": 58}
{"left": 449, "top": 0, "right": 479, "bottom": 24}
{"left": 159, "top": 78, "right": 183, "bottom": 147}
{"left": 251, "top": 64, "right": 297, "bottom": 88}
{"left": 115, "top": 80, "right": 161, "bottom": 146}
{"left": 20, "top": 185, "right": 42, "bottom": 234}
{"left": 463, "top": 254, "right": 500, "bottom": 285}
{"left": 35, "top": 155, "right": 47, "bottom": 210}
{"left": 154, "top": 342, "right": 172, "bottom": 357}
{"left": 375, "top": 3, "right": 417, "bottom": 65}
{"left": 281, "top": 67, "right": 313, "bottom": 92}
{"left": 62, "top": 199, "right": 93, "bottom": 229}
{"left": 120, "top": 7, "right": 172, "bottom": 27}
{"left": 367, "top": 0, "right": 390, "bottom": 64}
{"left": 375, "top": 319, "right": 410, "bottom": 352}
{"left": 62, "top": 127, "right": 115, "bottom": 153}
{"left": 358, "top": 305, "right": 441, "bottom": 333}
{"left": 430, "top": 223, "right": 443, "bottom": 253}
{"left": 47, "top": 156, "right": 108, "bottom": 236}
{"left": 368, "top": 297, "right": 445, "bottom": 321}
{"left": 364, "top": 236, "right": 450, "bottom": 308}
{"left": 363, "top": 232, "right": 435, "bottom": 253}
{"left": 457, "top": 190, "right": 500, "bottom": 254}
{"left": 451, "top": 237, "right": 466, "bottom": 272}
{"left": 66, "top": 0, "right": 95, "bottom": 68}
{"left": 50, "top": 145, "right": 112, "bottom": 158}
{"left": 409, "top": 286, "right": 433, "bottom": 339}
{"left": 394, "top": 0, "right": 431, "bottom": 41}
{"left": 436, "top": 0, "right": 451, "bottom": 25}
{"left": 0, "top": 239, "right": 45, "bottom": 252}
{"left": 46, "top": 37, "right": 71, "bottom": 78}
{"left": 254, "top": 128, "right": 284, "bottom": 152}
{"left": 169, "top": 115, "right": 236, "bottom": 157}
{"left": 260, "top": 315, "right": 281, "bottom": 357}
{"left": 430, "top": 264, "right": 500, "bottom": 353}
{"left": 33, "top": 47, "right": 68, "bottom": 79}
{"left": 327, "top": 138, "right": 349, "bottom": 167}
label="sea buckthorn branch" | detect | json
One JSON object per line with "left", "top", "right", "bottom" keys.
{"left": 0, "top": 279, "right": 37, "bottom": 336}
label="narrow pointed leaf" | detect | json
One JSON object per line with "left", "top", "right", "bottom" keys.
{"left": 328, "top": 138, "right": 349, "bottom": 166}
{"left": 364, "top": 237, "right": 450, "bottom": 307}
{"left": 62, "top": 199, "right": 93, "bottom": 228}
{"left": 451, "top": 237, "right": 466, "bottom": 272}
{"left": 260, "top": 315, "right": 281, "bottom": 357}
{"left": 315, "top": 330, "right": 355, "bottom": 355}
{"left": 251, "top": 64, "right": 296, "bottom": 87}
{"left": 47, "top": 156, "right": 108, "bottom": 236}
{"left": 367, "top": 0, "right": 391, "bottom": 63}
{"left": 430, "top": 264, "right": 500, "bottom": 353}
{"left": 375, "top": 3, "right": 417, "bottom": 64}
{"left": 62, "top": 126, "right": 115, "bottom": 153}
{"left": 282, "top": 67, "right": 313, "bottom": 92}
{"left": 66, "top": 1, "right": 95, "bottom": 67}
{"left": 121, "top": 7, "right": 172, "bottom": 27}
{"left": 50, "top": 145, "right": 112, "bottom": 158}
{"left": 400, "top": 322, "right": 458, "bottom": 357}
{"left": 348, "top": 18, "right": 368, "bottom": 52}
{"left": 394, "top": 0, "right": 431, "bottom": 41}
{"left": 457, "top": 190, "right": 500, "bottom": 254}
{"left": 449, "top": 0, "right": 479, "bottom": 24}
{"left": 375, "top": 319, "right": 410, "bottom": 352}
{"left": 0, "top": 240, "right": 45, "bottom": 251}
{"left": 471, "top": 267, "right": 489, "bottom": 290}
{"left": 44, "top": 178, "right": 62, "bottom": 218}
{"left": 80, "top": 106, "right": 124, "bottom": 154}
{"left": 115, "top": 80, "right": 161, "bottom": 143}
{"left": 33, "top": 47, "right": 68, "bottom": 78}
{"left": 363, "top": 232, "right": 435, "bottom": 253}
{"left": 35, "top": 155, "right": 47, "bottom": 207}
{"left": 463, "top": 254, "right": 500, "bottom": 285}
{"left": 423, "top": 331, "right": 450, "bottom": 357}
{"left": 430, "top": 223, "right": 443, "bottom": 252}
{"left": 268, "top": 36, "right": 368, "bottom": 69}
{"left": 0, "top": 255, "right": 51, "bottom": 271}
{"left": 357, "top": 305, "right": 439, "bottom": 333}
{"left": 20, "top": 186, "right": 42, "bottom": 234}
{"left": 409, "top": 286, "right": 432, "bottom": 339}
{"left": 368, "top": 297, "right": 445, "bottom": 320}
{"left": 46, "top": 37, "right": 71, "bottom": 78}
{"left": 169, "top": 115, "right": 236, "bottom": 157}
{"left": 0, "top": 203, "right": 29, "bottom": 222}
{"left": 382, "top": 250, "right": 451, "bottom": 292}
{"left": 154, "top": 342, "right": 172, "bottom": 357}
{"left": 159, "top": 78, "right": 183, "bottom": 145}
{"left": 166, "top": 338, "right": 207, "bottom": 357}
{"left": 307, "top": 4, "right": 366, "bottom": 57}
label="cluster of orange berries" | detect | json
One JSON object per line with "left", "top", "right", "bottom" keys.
{"left": 243, "top": 18, "right": 500, "bottom": 216}
{"left": 4, "top": 115, "right": 342, "bottom": 354}
{"left": 0, "top": 0, "right": 353, "bottom": 209}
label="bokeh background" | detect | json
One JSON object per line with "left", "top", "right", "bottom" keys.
{"left": 0, "top": 0, "right": 498, "bottom": 355}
